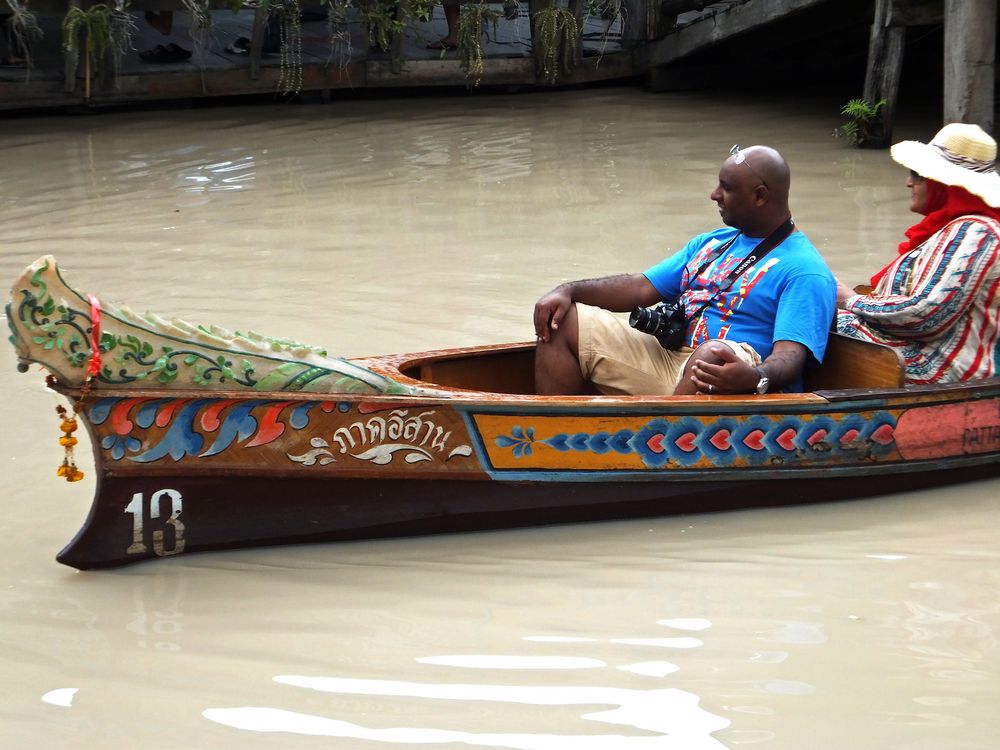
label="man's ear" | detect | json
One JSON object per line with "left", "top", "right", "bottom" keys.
{"left": 753, "top": 184, "right": 769, "bottom": 206}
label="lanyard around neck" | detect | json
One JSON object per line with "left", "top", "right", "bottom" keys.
{"left": 682, "top": 216, "right": 795, "bottom": 319}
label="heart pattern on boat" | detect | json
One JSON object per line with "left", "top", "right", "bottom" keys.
{"left": 497, "top": 412, "right": 898, "bottom": 469}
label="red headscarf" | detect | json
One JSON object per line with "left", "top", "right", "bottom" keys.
{"left": 869, "top": 180, "right": 1000, "bottom": 287}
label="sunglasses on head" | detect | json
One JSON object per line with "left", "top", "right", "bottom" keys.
{"left": 730, "top": 144, "right": 768, "bottom": 189}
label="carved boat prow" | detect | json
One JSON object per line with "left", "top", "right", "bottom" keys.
{"left": 8, "top": 257, "right": 1000, "bottom": 570}
{"left": 7, "top": 255, "right": 429, "bottom": 396}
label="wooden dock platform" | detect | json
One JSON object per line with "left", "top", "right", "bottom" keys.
{"left": 1, "top": 0, "right": 994, "bottom": 138}
{"left": 1, "top": 1, "right": 634, "bottom": 110}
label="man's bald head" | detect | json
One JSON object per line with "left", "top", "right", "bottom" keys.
{"left": 735, "top": 146, "right": 790, "bottom": 204}
{"left": 712, "top": 145, "right": 792, "bottom": 235}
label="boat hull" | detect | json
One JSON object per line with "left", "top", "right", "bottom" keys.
{"left": 57, "top": 462, "right": 1000, "bottom": 570}
{"left": 55, "top": 378, "right": 1000, "bottom": 568}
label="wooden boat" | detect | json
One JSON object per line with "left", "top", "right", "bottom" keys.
{"left": 9, "top": 256, "right": 1000, "bottom": 569}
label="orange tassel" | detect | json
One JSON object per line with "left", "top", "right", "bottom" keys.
{"left": 55, "top": 404, "right": 84, "bottom": 482}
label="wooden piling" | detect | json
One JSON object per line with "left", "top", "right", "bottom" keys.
{"left": 861, "top": 0, "right": 904, "bottom": 148}
{"left": 943, "top": 0, "right": 996, "bottom": 133}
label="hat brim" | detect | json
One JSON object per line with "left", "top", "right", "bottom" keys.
{"left": 891, "top": 140, "right": 1000, "bottom": 207}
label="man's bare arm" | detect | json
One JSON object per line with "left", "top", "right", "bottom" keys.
{"left": 534, "top": 273, "right": 661, "bottom": 342}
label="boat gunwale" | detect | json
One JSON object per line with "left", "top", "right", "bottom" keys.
{"left": 37, "top": 338, "right": 1000, "bottom": 409}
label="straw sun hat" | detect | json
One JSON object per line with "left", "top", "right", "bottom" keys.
{"left": 890, "top": 122, "right": 1000, "bottom": 207}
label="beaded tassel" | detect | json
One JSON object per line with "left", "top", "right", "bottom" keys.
{"left": 55, "top": 404, "right": 85, "bottom": 482}
{"left": 49, "top": 293, "right": 101, "bottom": 483}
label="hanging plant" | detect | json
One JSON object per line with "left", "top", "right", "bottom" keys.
{"left": 63, "top": 4, "right": 114, "bottom": 97}
{"left": 457, "top": 1, "right": 500, "bottom": 87}
{"left": 587, "top": 0, "right": 622, "bottom": 59}
{"left": 62, "top": 2, "right": 136, "bottom": 93}
{"left": 411, "top": 0, "right": 435, "bottom": 23}
{"left": 531, "top": 6, "right": 578, "bottom": 84}
{"left": 180, "top": 0, "right": 211, "bottom": 32}
{"left": 272, "top": 0, "right": 303, "bottom": 94}
{"left": 321, "top": 0, "right": 353, "bottom": 69}
{"left": 360, "top": 0, "right": 403, "bottom": 53}
{"left": 5, "top": 0, "right": 44, "bottom": 74}
{"left": 108, "top": 0, "right": 137, "bottom": 86}
{"left": 180, "top": 0, "right": 212, "bottom": 54}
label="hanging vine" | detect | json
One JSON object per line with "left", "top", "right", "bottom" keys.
{"left": 62, "top": 4, "right": 114, "bottom": 96}
{"left": 180, "top": 0, "right": 212, "bottom": 55}
{"left": 108, "top": 0, "right": 137, "bottom": 86}
{"left": 360, "top": 0, "right": 403, "bottom": 53}
{"left": 62, "top": 2, "right": 137, "bottom": 93}
{"left": 273, "top": 0, "right": 303, "bottom": 94}
{"left": 4, "top": 0, "right": 43, "bottom": 75}
{"left": 456, "top": 1, "right": 499, "bottom": 87}
{"left": 585, "top": 0, "right": 624, "bottom": 60}
{"left": 322, "top": 0, "right": 353, "bottom": 70}
{"left": 531, "top": 5, "right": 578, "bottom": 84}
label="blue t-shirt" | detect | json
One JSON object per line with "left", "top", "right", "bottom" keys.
{"left": 644, "top": 228, "right": 836, "bottom": 390}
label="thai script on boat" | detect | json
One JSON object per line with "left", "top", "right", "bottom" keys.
{"left": 331, "top": 409, "right": 451, "bottom": 453}
{"left": 289, "top": 409, "right": 473, "bottom": 467}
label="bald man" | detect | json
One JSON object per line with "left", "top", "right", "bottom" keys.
{"left": 533, "top": 145, "right": 836, "bottom": 396}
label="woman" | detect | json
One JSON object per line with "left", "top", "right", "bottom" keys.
{"left": 836, "top": 123, "right": 1000, "bottom": 384}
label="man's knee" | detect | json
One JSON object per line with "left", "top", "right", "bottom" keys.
{"left": 673, "top": 339, "right": 729, "bottom": 394}
{"left": 534, "top": 303, "right": 586, "bottom": 394}
{"left": 543, "top": 302, "right": 580, "bottom": 356}
{"left": 685, "top": 339, "right": 729, "bottom": 369}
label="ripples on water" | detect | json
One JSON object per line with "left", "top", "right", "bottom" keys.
{"left": 2, "top": 88, "right": 998, "bottom": 749}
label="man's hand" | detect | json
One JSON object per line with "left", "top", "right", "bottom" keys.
{"left": 689, "top": 345, "right": 758, "bottom": 394}
{"left": 534, "top": 285, "right": 573, "bottom": 343}
{"left": 684, "top": 340, "right": 807, "bottom": 395}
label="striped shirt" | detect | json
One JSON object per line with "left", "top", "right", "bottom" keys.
{"left": 836, "top": 215, "right": 1000, "bottom": 384}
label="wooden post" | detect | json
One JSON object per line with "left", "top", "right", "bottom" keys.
{"left": 249, "top": 5, "right": 267, "bottom": 80}
{"left": 390, "top": 0, "right": 411, "bottom": 75}
{"left": 862, "top": 0, "right": 905, "bottom": 147}
{"left": 944, "top": 0, "right": 995, "bottom": 133}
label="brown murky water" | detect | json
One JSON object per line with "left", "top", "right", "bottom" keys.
{"left": 2, "top": 88, "right": 998, "bottom": 749}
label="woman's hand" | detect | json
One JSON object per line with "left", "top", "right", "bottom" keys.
{"left": 835, "top": 278, "right": 857, "bottom": 308}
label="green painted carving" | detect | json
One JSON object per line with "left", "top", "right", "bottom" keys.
{"left": 7, "top": 256, "right": 418, "bottom": 395}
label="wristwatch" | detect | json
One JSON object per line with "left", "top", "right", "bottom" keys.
{"left": 754, "top": 367, "right": 770, "bottom": 395}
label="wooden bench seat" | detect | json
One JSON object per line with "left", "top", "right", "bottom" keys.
{"left": 805, "top": 332, "right": 906, "bottom": 391}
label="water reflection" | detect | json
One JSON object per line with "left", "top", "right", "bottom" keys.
{"left": 617, "top": 662, "right": 680, "bottom": 677}
{"left": 41, "top": 688, "right": 78, "bottom": 707}
{"left": 202, "top": 615, "right": 729, "bottom": 746}
{"left": 176, "top": 153, "right": 257, "bottom": 193}
{"left": 416, "top": 655, "right": 606, "bottom": 669}
{"left": 205, "top": 676, "right": 730, "bottom": 748}
{"left": 125, "top": 570, "right": 187, "bottom": 652}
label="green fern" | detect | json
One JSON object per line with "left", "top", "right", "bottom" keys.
{"left": 62, "top": 5, "right": 113, "bottom": 80}
{"left": 838, "top": 98, "right": 886, "bottom": 147}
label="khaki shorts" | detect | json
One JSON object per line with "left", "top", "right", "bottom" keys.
{"left": 575, "top": 303, "right": 762, "bottom": 395}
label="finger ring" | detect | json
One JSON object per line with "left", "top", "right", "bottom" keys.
{"left": 708, "top": 384, "right": 714, "bottom": 394}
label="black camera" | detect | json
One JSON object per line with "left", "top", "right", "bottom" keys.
{"left": 629, "top": 301, "right": 688, "bottom": 350}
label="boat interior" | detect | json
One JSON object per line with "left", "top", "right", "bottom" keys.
{"left": 393, "top": 332, "right": 908, "bottom": 396}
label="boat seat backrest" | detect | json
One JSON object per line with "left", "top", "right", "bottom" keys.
{"left": 805, "top": 332, "right": 906, "bottom": 391}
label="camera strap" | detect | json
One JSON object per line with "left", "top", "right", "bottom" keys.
{"left": 683, "top": 215, "right": 795, "bottom": 319}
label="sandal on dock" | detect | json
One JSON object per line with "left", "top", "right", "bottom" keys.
{"left": 224, "top": 37, "right": 251, "bottom": 55}
{"left": 139, "top": 43, "right": 192, "bottom": 63}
